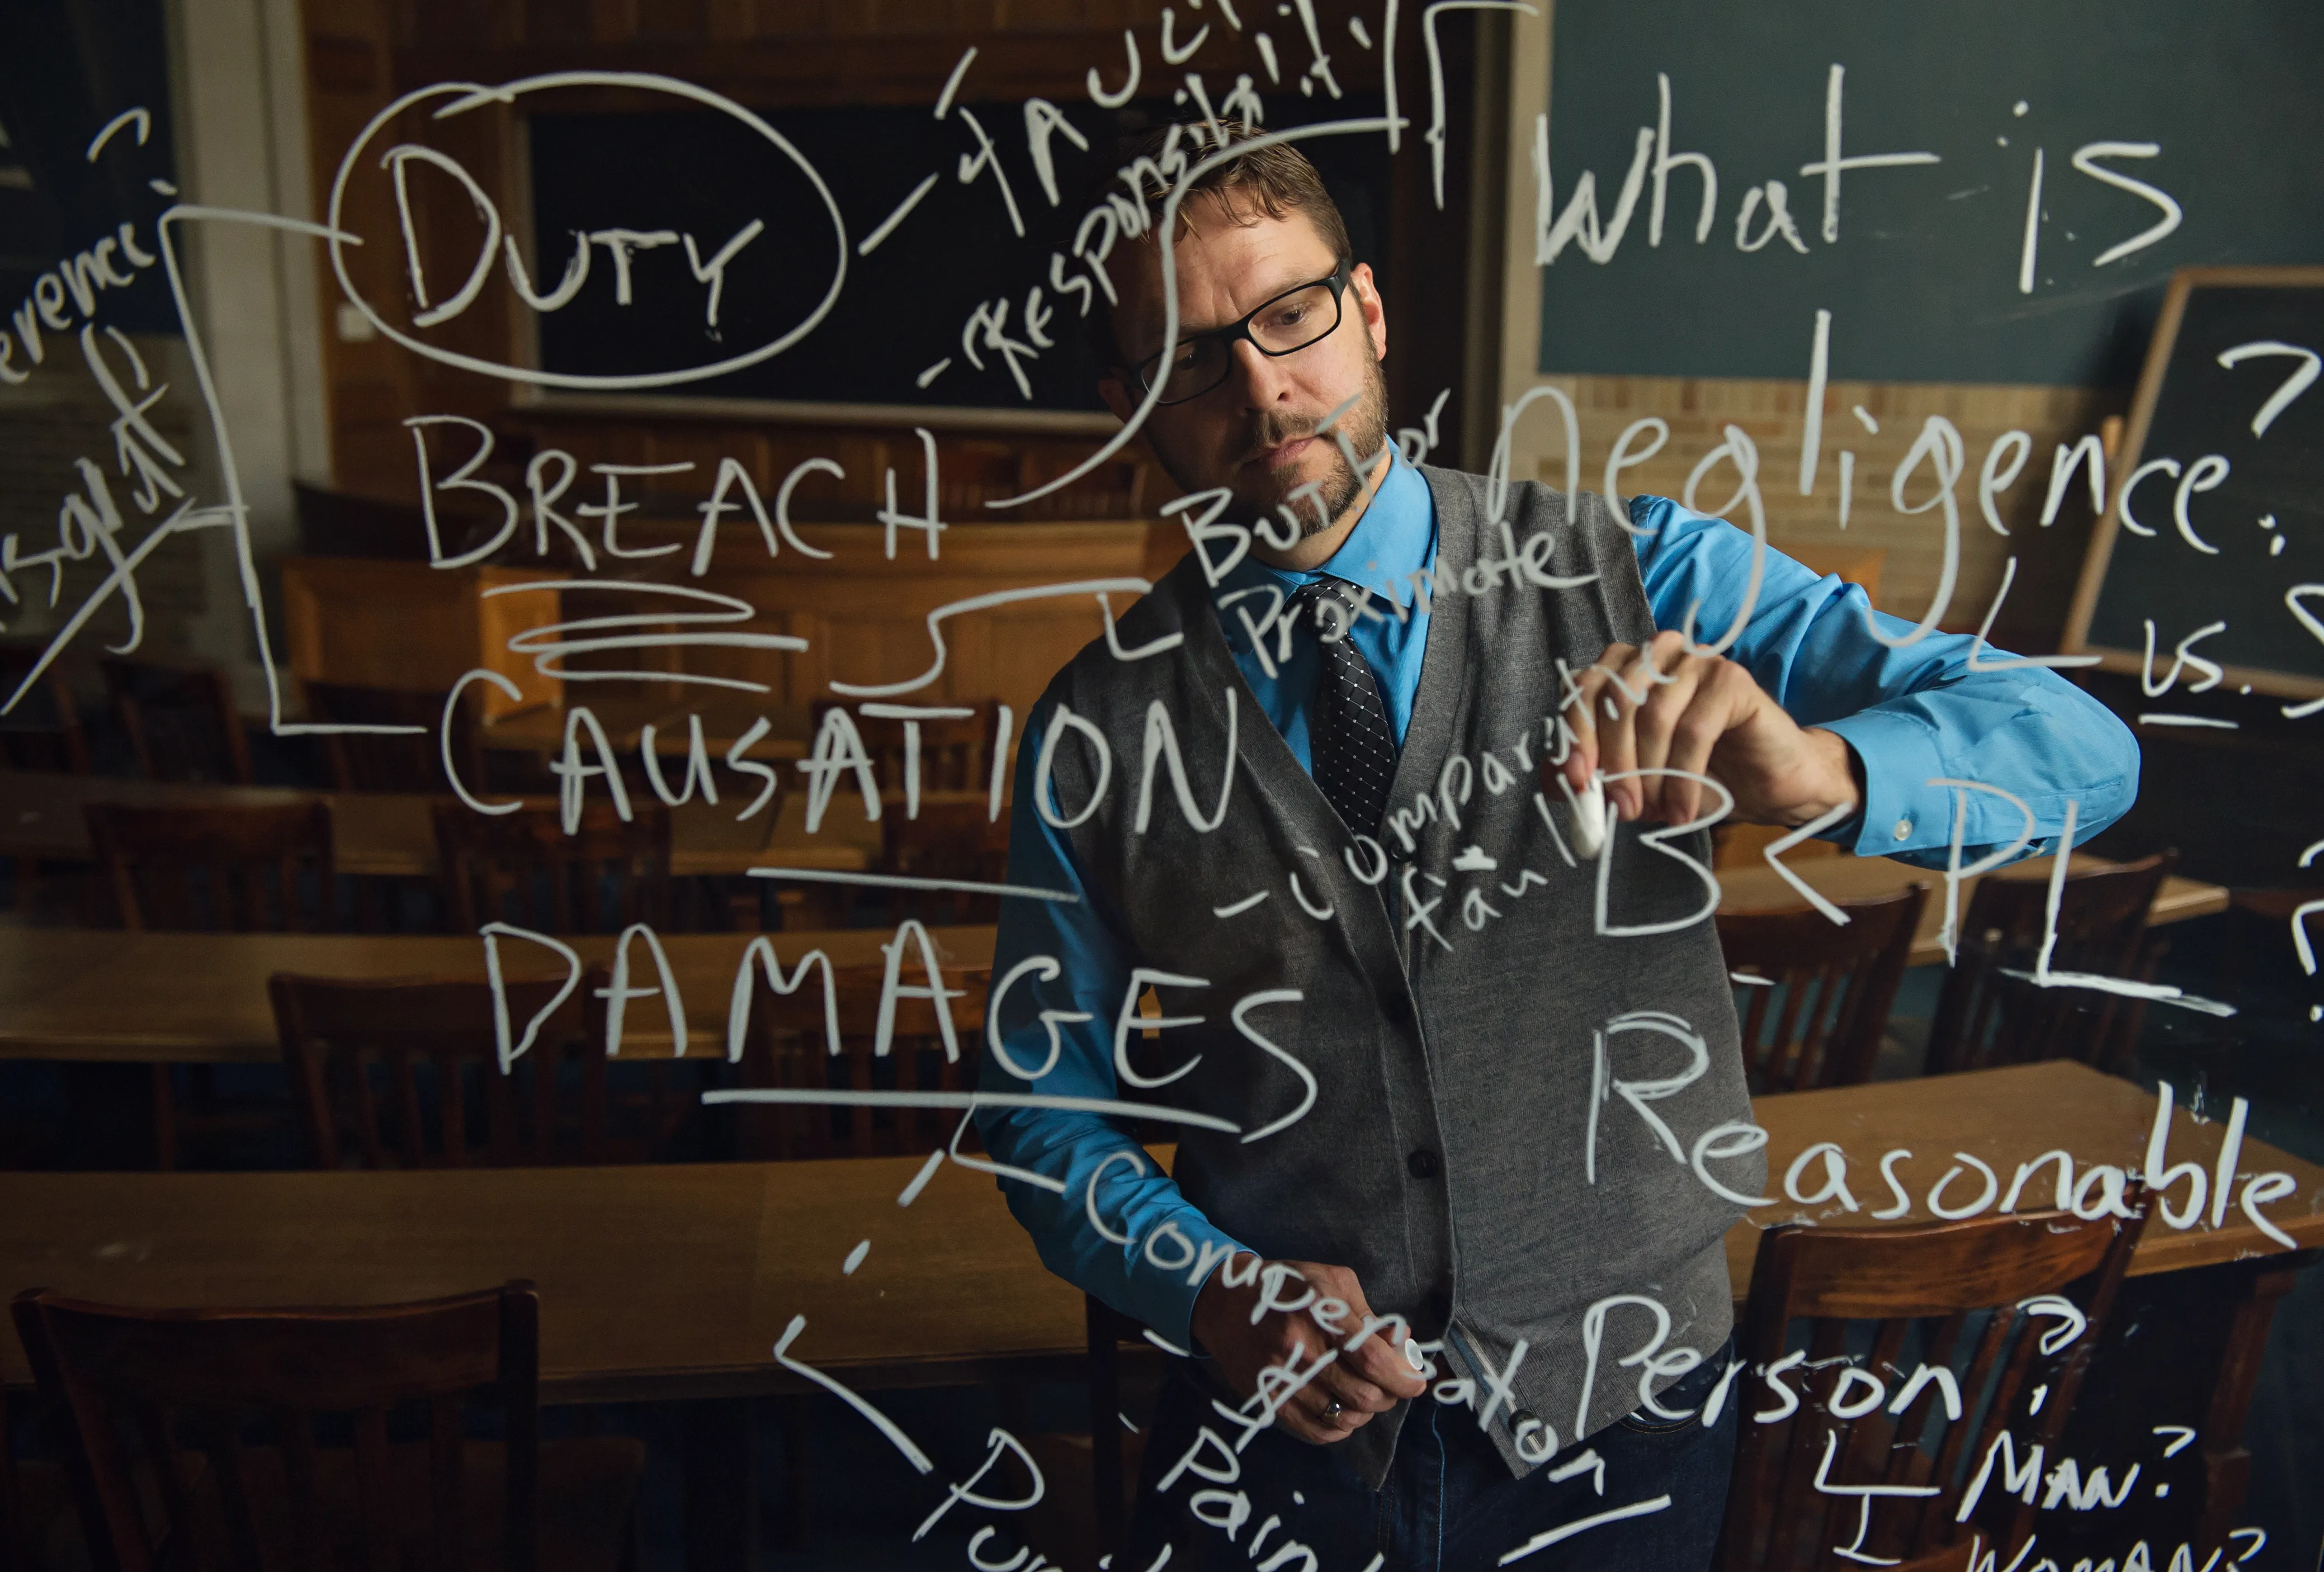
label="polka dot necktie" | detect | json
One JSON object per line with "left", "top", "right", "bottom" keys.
{"left": 1289, "top": 577, "right": 1399, "bottom": 840}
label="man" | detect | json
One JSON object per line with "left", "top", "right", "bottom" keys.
{"left": 975, "top": 124, "right": 2136, "bottom": 1571}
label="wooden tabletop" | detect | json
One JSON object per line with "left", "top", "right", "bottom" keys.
{"left": 0, "top": 772, "right": 873, "bottom": 878}
{"left": 0, "top": 1153, "right": 1067, "bottom": 1404}
{"left": 1, "top": 1062, "right": 2312, "bottom": 1401}
{"left": 1716, "top": 850, "right": 2227, "bottom": 967}
{"left": 0, "top": 926, "right": 998, "bottom": 1064}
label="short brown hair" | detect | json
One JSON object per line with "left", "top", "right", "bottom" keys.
{"left": 1079, "top": 120, "right": 1353, "bottom": 371}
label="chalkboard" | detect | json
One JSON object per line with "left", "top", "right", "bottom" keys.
{"left": 1534, "top": 1, "right": 2324, "bottom": 386}
{"left": 528, "top": 96, "right": 1389, "bottom": 415}
{"left": 0, "top": 0, "right": 178, "bottom": 337}
{"left": 2063, "top": 268, "right": 2324, "bottom": 706}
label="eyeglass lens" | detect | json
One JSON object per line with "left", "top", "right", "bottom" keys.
{"left": 1143, "top": 278, "right": 1345, "bottom": 403}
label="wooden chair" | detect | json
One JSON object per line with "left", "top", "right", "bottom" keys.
{"left": 1717, "top": 1198, "right": 2148, "bottom": 1572}
{"left": 272, "top": 969, "right": 658, "bottom": 1169}
{"left": 1, "top": 643, "right": 93, "bottom": 925}
{"left": 1924, "top": 853, "right": 2176, "bottom": 1077}
{"left": 434, "top": 801, "right": 672, "bottom": 935}
{"left": 101, "top": 656, "right": 253, "bottom": 785}
{"left": 731, "top": 960, "right": 989, "bottom": 1159}
{"left": 1718, "top": 886, "right": 1929, "bottom": 1092}
{"left": 11, "top": 1281, "right": 642, "bottom": 1572}
{"left": 880, "top": 799, "right": 1013, "bottom": 925}
{"left": 306, "top": 680, "right": 484, "bottom": 795}
{"left": 84, "top": 801, "right": 338, "bottom": 1170}
{"left": 1085, "top": 1297, "right": 1163, "bottom": 1560}
{"left": 86, "top": 801, "right": 337, "bottom": 935}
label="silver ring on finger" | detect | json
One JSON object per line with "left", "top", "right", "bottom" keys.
{"left": 1322, "top": 1398, "right": 1345, "bottom": 1420}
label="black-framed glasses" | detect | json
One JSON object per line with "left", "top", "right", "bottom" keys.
{"left": 1127, "top": 259, "right": 1353, "bottom": 406}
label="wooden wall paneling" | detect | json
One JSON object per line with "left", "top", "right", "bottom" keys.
{"left": 644, "top": 519, "right": 1156, "bottom": 725}
{"left": 302, "top": 0, "right": 419, "bottom": 494}
{"left": 279, "top": 556, "right": 564, "bottom": 716}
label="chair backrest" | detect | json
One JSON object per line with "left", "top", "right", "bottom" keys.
{"left": 11, "top": 1282, "right": 540, "bottom": 1572}
{"left": 1924, "top": 854, "right": 2175, "bottom": 1076}
{"left": 880, "top": 799, "right": 1012, "bottom": 925}
{"left": 101, "top": 658, "right": 253, "bottom": 785}
{"left": 1717, "top": 886, "right": 1929, "bottom": 1092}
{"left": 86, "top": 802, "right": 337, "bottom": 932}
{"left": 273, "top": 970, "right": 617, "bottom": 1168}
{"left": 0, "top": 645, "right": 92, "bottom": 774}
{"left": 1718, "top": 1200, "right": 2147, "bottom": 1572}
{"left": 306, "top": 681, "right": 482, "bottom": 795}
{"left": 734, "top": 959, "right": 989, "bottom": 1159}
{"left": 809, "top": 699, "right": 1001, "bottom": 800}
{"left": 433, "top": 801, "right": 671, "bottom": 935}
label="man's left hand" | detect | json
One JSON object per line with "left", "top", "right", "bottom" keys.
{"left": 1554, "top": 630, "right": 1864, "bottom": 829}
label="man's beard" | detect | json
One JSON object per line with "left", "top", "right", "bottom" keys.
{"left": 1155, "top": 354, "right": 1392, "bottom": 537}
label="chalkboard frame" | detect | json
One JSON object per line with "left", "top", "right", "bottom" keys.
{"left": 2061, "top": 265, "right": 2324, "bottom": 703}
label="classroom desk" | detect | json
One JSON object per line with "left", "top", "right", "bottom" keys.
{"left": 3, "top": 1062, "right": 2314, "bottom": 1401}
{"left": 4, "top": 1059, "right": 2305, "bottom": 1393}
{"left": 0, "top": 926, "right": 997, "bottom": 1064}
{"left": 1, "top": 1062, "right": 2311, "bottom": 1561}
{"left": 0, "top": 771, "right": 872, "bottom": 878}
{"left": 1716, "top": 850, "right": 2227, "bottom": 968}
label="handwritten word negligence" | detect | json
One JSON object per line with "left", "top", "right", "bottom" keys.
{"left": 1487, "top": 307, "right": 2324, "bottom": 722}
{"left": 1530, "top": 64, "right": 2182, "bottom": 286}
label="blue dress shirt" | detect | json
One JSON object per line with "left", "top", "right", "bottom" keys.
{"left": 975, "top": 461, "right": 2140, "bottom": 1347}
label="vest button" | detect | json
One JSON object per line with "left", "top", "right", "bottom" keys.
{"left": 1406, "top": 1148, "right": 1440, "bottom": 1180}
{"left": 1382, "top": 993, "right": 1413, "bottom": 1026}
{"left": 1428, "top": 1287, "right": 1453, "bottom": 1323}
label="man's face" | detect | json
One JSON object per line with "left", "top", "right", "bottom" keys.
{"left": 1099, "top": 198, "right": 1389, "bottom": 534}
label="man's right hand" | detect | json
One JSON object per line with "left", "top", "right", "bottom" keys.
{"left": 1189, "top": 1255, "right": 1429, "bottom": 1445}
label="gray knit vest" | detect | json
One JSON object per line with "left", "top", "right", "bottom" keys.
{"left": 1036, "top": 465, "right": 1756, "bottom": 1488}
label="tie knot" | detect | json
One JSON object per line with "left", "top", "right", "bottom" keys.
{"left": 1291, "top": 576, "right": 1359, "bottom": 640}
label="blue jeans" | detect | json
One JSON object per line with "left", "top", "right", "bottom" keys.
{"left": 1122, "top": 1339, "right": 1738, "bottom": 1572}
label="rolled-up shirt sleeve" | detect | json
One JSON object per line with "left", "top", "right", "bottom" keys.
{"left": 975, "top": 695, "right": 1250, "bottom": 1347}
{"left": 1629, "top": 495, "right": 2139, "bottom": 867}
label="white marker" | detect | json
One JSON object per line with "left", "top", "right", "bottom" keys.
{"left": 1569, "top": 775, "right": 1609, "bottom": 861}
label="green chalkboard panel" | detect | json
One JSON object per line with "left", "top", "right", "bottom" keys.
{"left": 2065, "top": 268, "right": 2324, "bottom": 702}
{"left": 1535, "top": 2, "right": 2324, "bottom": 386}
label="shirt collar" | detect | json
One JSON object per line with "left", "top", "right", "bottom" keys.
{"left": 1248, "top": 452, "right": 1435, "bottom": 591}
